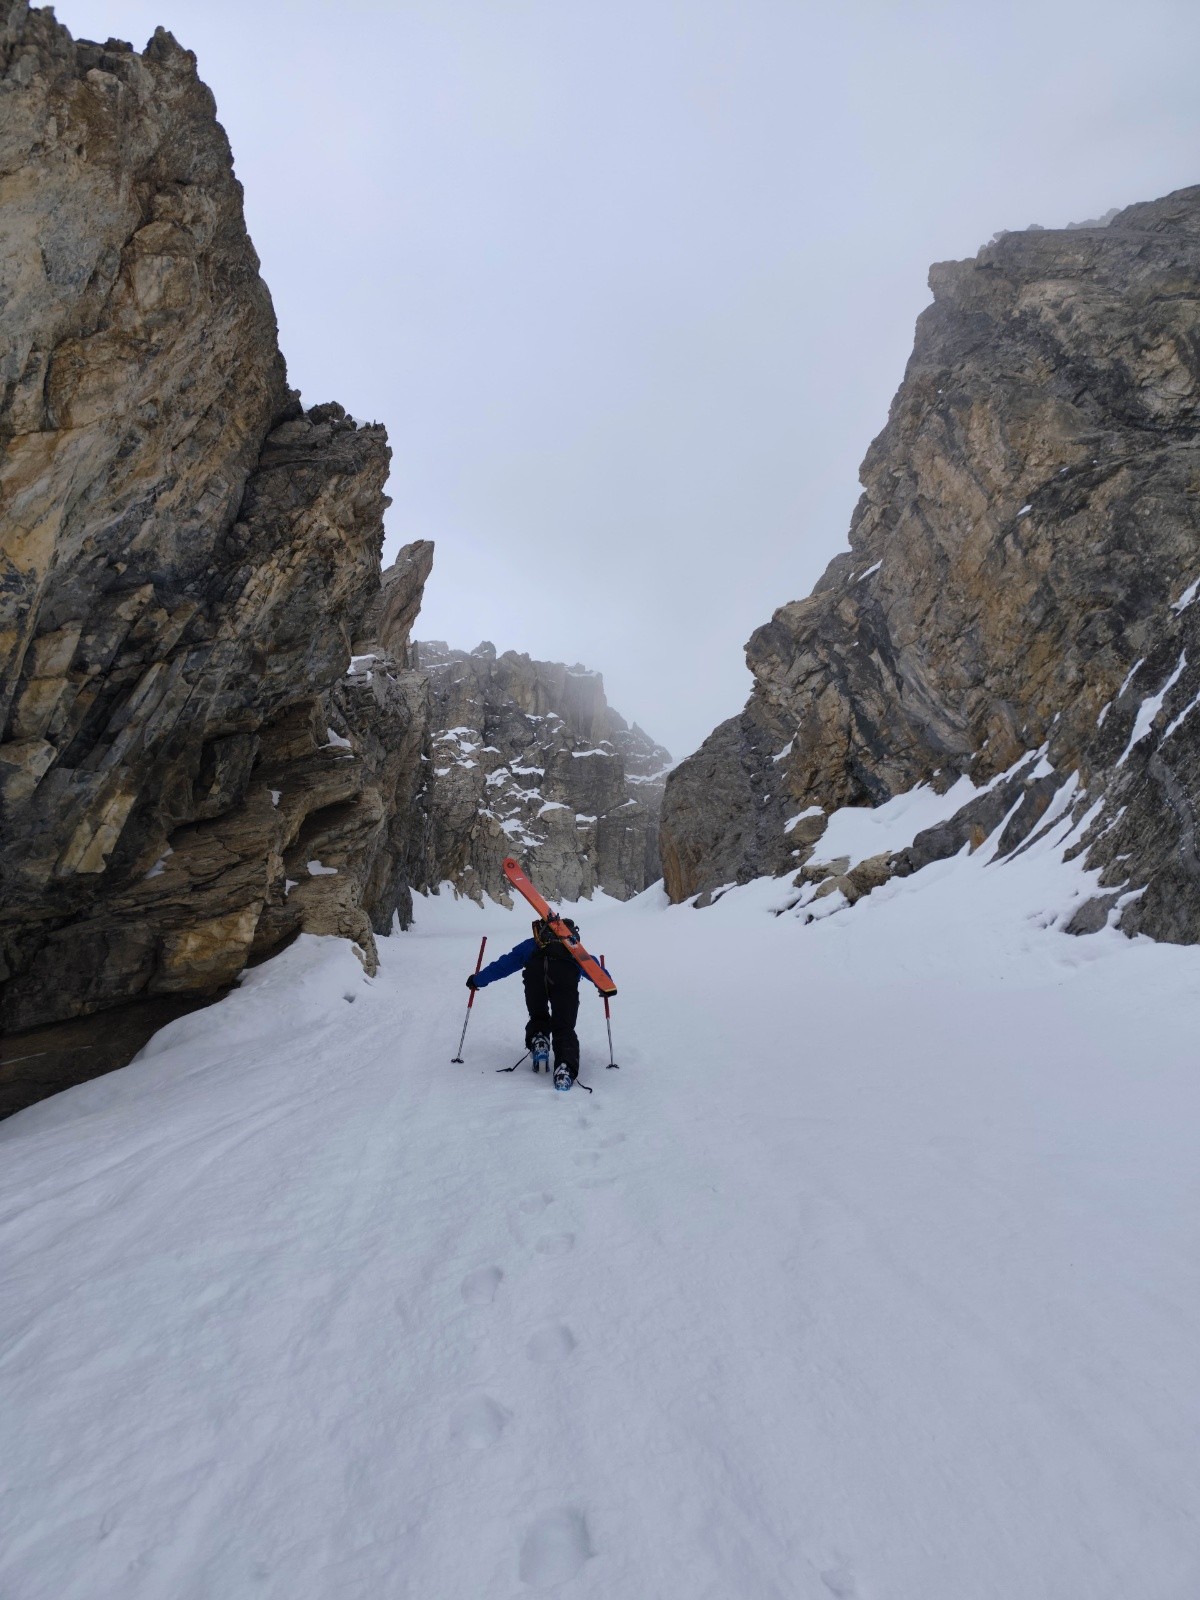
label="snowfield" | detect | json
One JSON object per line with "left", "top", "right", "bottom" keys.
{"left": 3, "top": 810, "right": 1200, "bottom": 1598}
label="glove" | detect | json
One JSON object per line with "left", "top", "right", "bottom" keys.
{"left": 466, "top": 975, "right": 478, "bottom": 990}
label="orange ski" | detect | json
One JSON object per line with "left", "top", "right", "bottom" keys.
{"left": 502, "top": 857, "right": 617, "bottom": 997}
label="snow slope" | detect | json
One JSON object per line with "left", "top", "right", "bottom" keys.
{"left": 3, "top": 811, "right": 1199, "bottom": 1598}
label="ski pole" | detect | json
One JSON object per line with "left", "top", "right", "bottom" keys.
{"left": 601, "top": 953, "right": 618, "bottom": 1068}
{"left": 451, "top": 936, "right": 487, "bottom": 1062}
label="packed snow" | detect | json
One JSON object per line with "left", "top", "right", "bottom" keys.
{"left": 813, "top": 771, "right": 1001, "bottom": 868}
{"left": 1117, "top": 651, "right": 1187, "bottom": 765}
{"left": 785, "top": 804, "right": 824, "bottom": 831}
{"left": 3, "top": 800, "right": 1200, "bottom": 1599}
{"left": 142, "top": 848, "right": 173, "bottom": 880}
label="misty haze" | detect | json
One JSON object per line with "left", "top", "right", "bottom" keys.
{"left": 4, "top": 3, "right": 1200, "bottom": 1598}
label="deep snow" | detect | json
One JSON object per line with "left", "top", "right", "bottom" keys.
{"left": 3, "top": 805, "right": 1199, "bottom": 1598}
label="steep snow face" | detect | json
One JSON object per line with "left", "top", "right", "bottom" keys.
{"left": 3, "top": 814, "right": 1199, "bottom": 1599}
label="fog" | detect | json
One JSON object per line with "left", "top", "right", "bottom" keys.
{"left": 56, "top": 0, "right": 1200, "bottom": 757}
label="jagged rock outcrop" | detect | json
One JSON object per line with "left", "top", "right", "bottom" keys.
{"left": 0, "top": 8, "right": 424, "bottom": 1115}
{"left": 412, "top": 642, "right": 670, "bottom": 904}
{"left": 662, "top": 185, "right": 1200, "bottom": 940}
{"left": 319, "top": 540, "right": 435, "bottom": 937}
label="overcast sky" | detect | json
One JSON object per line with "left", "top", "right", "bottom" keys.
{"left": 57, "top": 0, "right": 1200, "bottom": 758}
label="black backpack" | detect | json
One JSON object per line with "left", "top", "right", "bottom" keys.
{"left": 531, "top": 916, "right": 579, "bottom": 954}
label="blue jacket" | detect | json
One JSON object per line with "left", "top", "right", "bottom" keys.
{"left": 472, "top": 938, "right": 612, "bottom": 991}
{"left": 472, "top": 938, "right": 538, "bottom": 987}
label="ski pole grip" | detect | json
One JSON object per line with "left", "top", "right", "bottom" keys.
{"left": 467, "top": 935, "right": 487, "bottom": 1008}
{"left": 601, "top": 954, "right": 611, "bottom": 1018}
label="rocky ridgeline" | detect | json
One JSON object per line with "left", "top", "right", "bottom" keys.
{"left": 662, "top": 186, "right": 1200, "bottom": 940}
{"left": 412, "top": 642, "right": 671, "bottom": 905}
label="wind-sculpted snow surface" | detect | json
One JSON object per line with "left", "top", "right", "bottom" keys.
{"left": 3, "top": 813, "right": 1199, "bottom": 1598}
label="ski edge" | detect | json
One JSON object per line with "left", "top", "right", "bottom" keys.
{"left": 501, "top": 857, "right": 618, "bottom": 997}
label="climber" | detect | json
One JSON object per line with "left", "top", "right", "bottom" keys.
{"left": 466, "top": 918, "right": 610, "bottom": 1090}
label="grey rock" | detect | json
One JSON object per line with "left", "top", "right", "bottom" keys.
{"left": 328, "top": 549, "right": 436, "bottom": 934}
{"left": 412, "top": 642, "right": 671, "bottom": 905}
{"left": 355, "top": 539, "right": 434, "bottom": 663}
{"left": 661, "top": 183, "right": 1200, "bottom": 945}
{"left": 0, "top": 7, "right": 418, "bottom": 1113}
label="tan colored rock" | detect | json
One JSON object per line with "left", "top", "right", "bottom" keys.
{"left": 662, "top": 185, "right": 1200, "bottom": 945}
{"left": 0, "top": 9, "right": 403, "bottom": 1112}
{"left": 812, "top": 877, "right": 850, "bottom": 901}
{"left": 158, "top": 906, "right": 263, "bottom": 992}
{"left": 806, "top": 855, "right": 851, "bottom": 879}
{"left": 0, "top": 737, "right": 56, "bottom": 805}
{"left": 845, "top": 852, "right": 893, "bottom": 901}
{"left": 789, "top": 812, "right": 827, "bottom": 847}
{"left": 356, "top": 541, "right": 435, "bottom": 661}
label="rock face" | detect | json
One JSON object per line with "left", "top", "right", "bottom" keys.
{"left": 322, "top": 540, "right": 435, "bottom": 939}
{"left": 0, "top": 6, "right": 658, "bottom": 1120}
{"left": 0, "top": 7, "right": 427, "bottom": 1114}
{"left": 661, "top": 186, "right": 1200, "bottom": 940}
{"left": 412, "top": 642, "right": 670, "bottom": 905}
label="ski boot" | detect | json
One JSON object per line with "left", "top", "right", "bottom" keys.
{"left": 553, "top": 1062, "right": 573, "bottom": 1092}
{"left": 531, "top": 1034, "right": 551, "bottom": 1074}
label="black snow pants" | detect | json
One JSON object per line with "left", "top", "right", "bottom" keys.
{"left": 523, "top": 951, "right": 581, "bottom": 1077}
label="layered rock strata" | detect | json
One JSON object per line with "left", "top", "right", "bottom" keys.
{"left": 321, "top": 540, "right": 435, "bottom": 939}
{"left": 0, "top": 6, "right": 661, "bottom": 1120}
{"left": 661, "top": 185, "right": 1200, "bottom": 941}
{"left": 0, "top": 8, "right": 423, "bottom": 1114}
{"left": 412, "top": 642, "right": 671, "bottom": 904}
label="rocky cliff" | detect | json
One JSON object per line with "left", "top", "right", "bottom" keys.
{"left": 0, "top": 5, "right": 660, "bottom": 1118}
{"left": 0, "top": 7, "right": 428, "bottom": 1114}
{"left": 661, "top": 186, "right": 1200, "bottom": 940}
{"left": 412, "top": 642, "right": 670, "bottom": 905}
